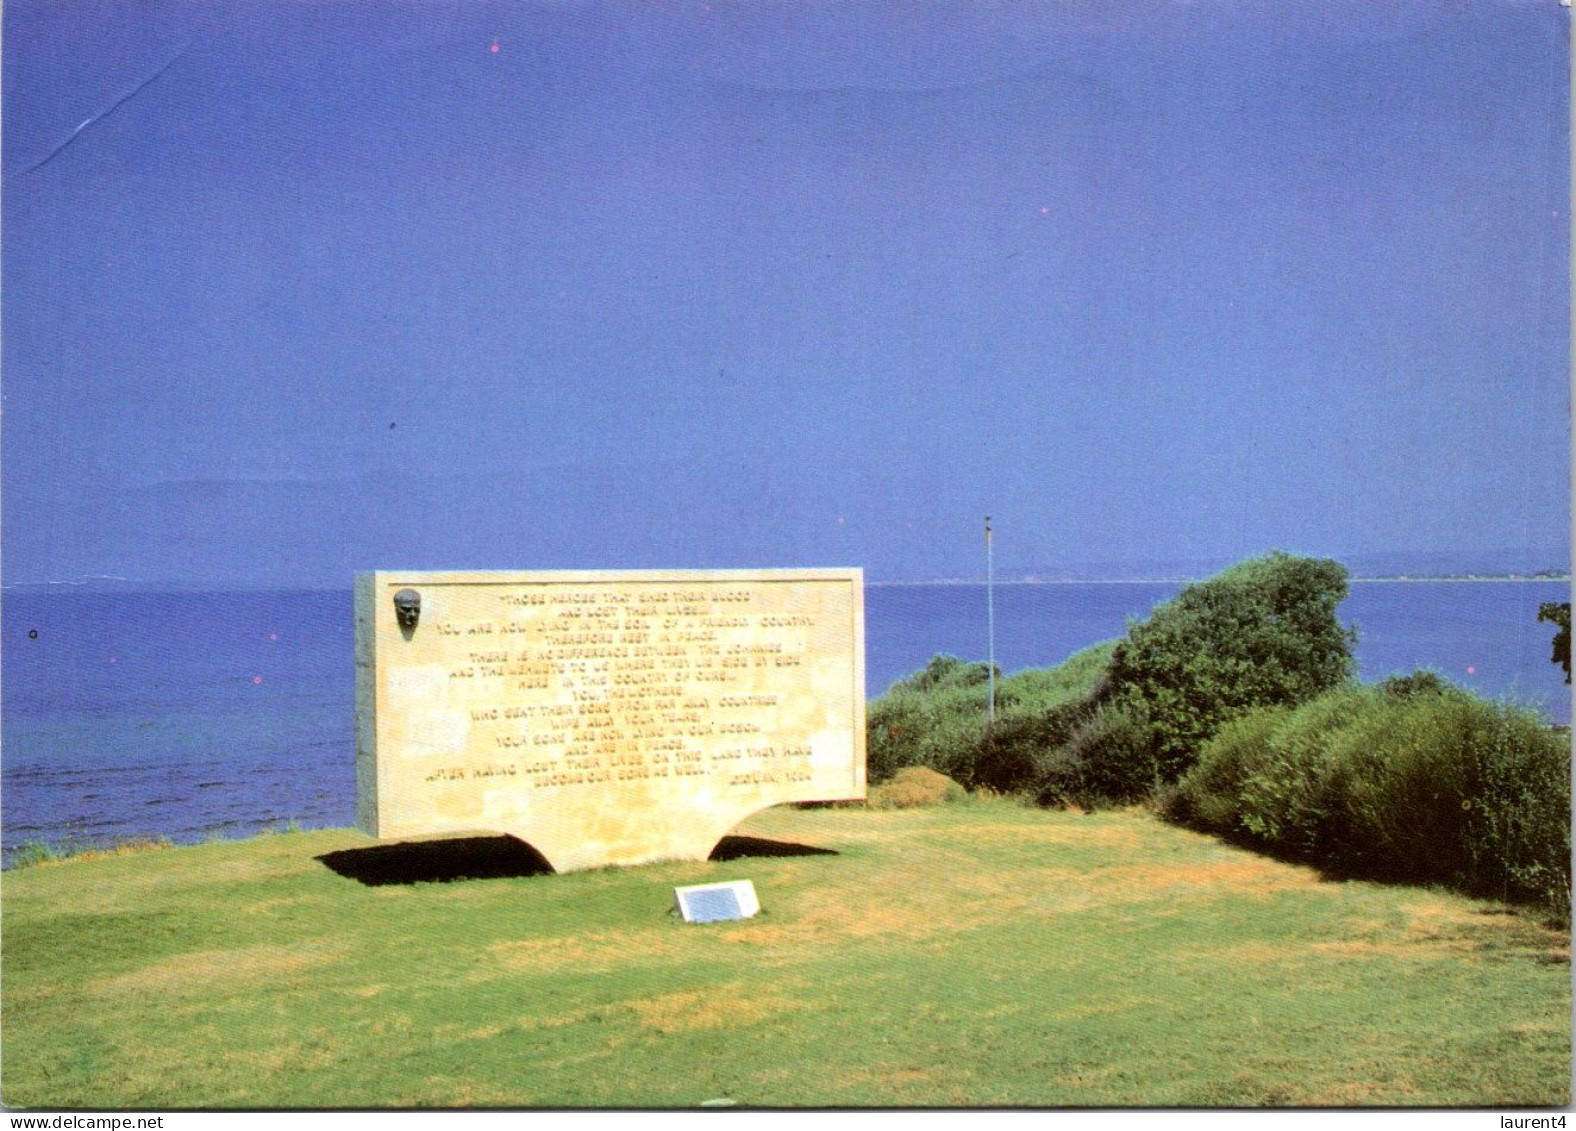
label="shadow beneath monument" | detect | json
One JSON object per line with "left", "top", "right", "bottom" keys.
{"left": 315, "top": 835, "right": 555, "bottom": 887}
{"left": 709, "top": 835, "right": 838, "bottom": 862}
{"left": 316, "top": 832, "right": 835, "bottom": 884}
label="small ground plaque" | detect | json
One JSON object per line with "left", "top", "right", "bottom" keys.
{"left": 675, "top": 880, "right": 761, "bottom": 923}
{"left": 356, "top": 569, "right": 865, "bottom": 872}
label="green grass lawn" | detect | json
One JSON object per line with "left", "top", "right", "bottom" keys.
{"left": 3, "top": 802, "right": 1569, "bottom": 1108}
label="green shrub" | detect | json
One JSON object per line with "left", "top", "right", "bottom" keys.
{"left": 871, "top": 553, "right": 1355, "bottom": 809}
{"left": 893, "top": 654, "right": 997, "bottom": 694}
{"left": 1053, "top": 699, "right": 1161, "bottom": 805}
{"left": 973, "top": 642, "right": 1120, "bottom": 794}
{"left": 1027, "top": 740, "right": 1090, "bottom": 808}
{"left": 1171, "top": 678, "right": 1571, "bottom": 915}
{"left": 867, "top": 682, "right": 986, "bottom": 785}
{"left": 1470, "top": 709, "right": 1572, "bottom": 913}
{"left": 7, "top": 840, "right": 64, "bottom": 870}
{"left": 1234, "top": 686, "right": 1372, "bottom": 857}
{"left": 1327, "top": 690, "right": 1569, "bottom": 907}
{"left": 1378, "top": 669, "right": 1453, "bottom": 700}
{"left": 1098, "top": 552, "right": 1355, "bottom": 788}
{"left": 973, "top": 697, "right": 1094, "bottom": 795}
{"left": 866, "top": 642, "right": 1117, "bottom": 791}
{"left": 1164, "top": 704, "right": 1292, "bottom": 833}
{"left": 995, "top": 642, "right": 1116, "bottom": 707}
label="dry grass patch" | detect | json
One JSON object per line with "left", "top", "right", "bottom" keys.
{"left": 1298, "top": 1078, "right": 1422, "bottom": 1106}
{"left": 368, "top": 1013, "right": 417, "bottom": 1037}
{"left": 1400, "top": 899, "right": 1485, "bottom": 937}
{"left": 1179, "top": 936, "right": 1481, "bottom": 965}
{"left": 90, "top": 940, "right": 344, "bottom": 999}
{"left": 719, "top": 880, "right": 979, "bottom": 950}
{"left": 488, "top": 929, "right": 691, "bottom": 974}
{"left": 829, "top": 1063, "right": 945, "bottom": 1098}
{"left": 512, "top": 1007, "right": 631, "bottom": 1038}
{"left": 242, "top": 895, "right": 315, "bottom": 916}
{"left": 930, "top": 815, "right": 1147, "bottom": 850}
{"left": 217, "top": 1042, "right": 341, "bottom": 1073}
{"left": 398, "top": 1076, "right": 529, "bottom": 1108}
{"left": 998, "top": 821, "right": 1146, "bottom": 847}
{"left": 1394, "top": 898, "right": 1570, "bottom": 958}
{"left": 1092, "top": 856, "right": 1322, "bottom": 901}
{"left": 1310, "top": 938, "right": 1480, "bottom": 959}
{"left": 716, "top": 826, "right": 1331, "bottom": 953}
{"left": 626, "top": 983, "right": 804, "bottom": 1034}
{"left": 430, "top": 1020, "right": 510, "bottom": 1044}
{"left": 24, "top": 839, "right": 173, "bottom": 867}
{"left": 1175, "top": 893, "right": 1571, "bottom": 968}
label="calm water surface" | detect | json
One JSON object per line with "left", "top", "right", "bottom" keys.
{"left": 3, "top": 581, "right": 1568, "bottom": 861}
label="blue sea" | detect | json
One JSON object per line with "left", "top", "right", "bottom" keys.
{"left": 3, "top": 581, "right": 1569, "bottom": 864}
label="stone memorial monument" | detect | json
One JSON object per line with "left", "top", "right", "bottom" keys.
{"left": 355, "top": 569, "right": 866, "bottom": 871}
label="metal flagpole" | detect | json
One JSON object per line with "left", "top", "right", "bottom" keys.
{"left": 986, "top": 515, "right": 995, "bottom": 725}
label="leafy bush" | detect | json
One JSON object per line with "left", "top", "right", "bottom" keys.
{"left": 894, "top": 654, "right": 997, "bottom": 694}
{"left": 867, "top": 676, "right": 989, "bottom": 786}
{"left": 1043, "top": 700, "right": 1161, "bottom": 806}
{"left": 1378, "top": 669, "right": 1452, "bottom": 700}
{"left": 870, "top": 553, "right": 1354, "bottom": 807}
{"left": 1233, "top": 686, "right": 1369, "bottom": 858}
{"left": 866, "top": 642, "right": 1116, "bottom": 790}
{"left": 1326, "top": 689, "right": 1568, "bottom": 904}
{"left": 7, "top": 840, "right": 64, "bottom": 870}
{"left": 1091, "top": 552, "right": 1355, "bottom": 795}
{"left": 1468, "top": 707, "right": 1573, "bottom": 913}
{"left": 1168, "top": 678, "right": 1571, "bottom": 915}
{"left": 1538, "top": 601, "right": 1571, "bottom": 684}
{"left": 1163, "top": 704, "right": 1291, "bottom": 833}
{"left": 972, "top": 697, "right": 1094, "bottom": 795}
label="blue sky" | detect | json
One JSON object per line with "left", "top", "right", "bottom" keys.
{"left": 3, "top": 0, "right": 1569, "bottom": 586}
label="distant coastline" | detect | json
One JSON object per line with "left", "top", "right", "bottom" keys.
{"left": 1345, "top": 575, "right": 1573, "bottom": 584}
